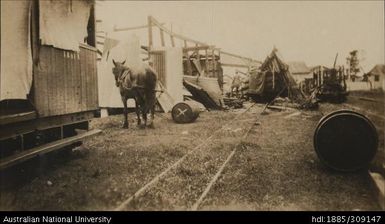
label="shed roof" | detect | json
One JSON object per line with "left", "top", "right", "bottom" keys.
{"left": 368, "top": 64, "right": 385, "bottom": 76}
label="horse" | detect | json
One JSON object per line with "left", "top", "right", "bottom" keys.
{"left": 112, "top": 59, "right": 158, "bottom": 129}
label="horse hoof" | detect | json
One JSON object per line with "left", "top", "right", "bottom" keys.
{"left": 147, "top": 123, "right": 155, "bottom": 129}
{"left": 139, "top": 124, "right": 146, "bottom": 129}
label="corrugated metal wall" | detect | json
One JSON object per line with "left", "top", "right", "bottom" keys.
{"left": 34, "top": 45, "right": 98, "bottom": 117}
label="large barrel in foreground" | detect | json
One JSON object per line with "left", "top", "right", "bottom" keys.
{"left": 314, "top": 110, "right": 378, "bottom": 172}
{"left": 171, "top": 101, "right": 201, "bottom": 124}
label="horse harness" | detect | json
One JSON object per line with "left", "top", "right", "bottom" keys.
{"left": 117, "top": 68, "right": 164, "bottom": 108}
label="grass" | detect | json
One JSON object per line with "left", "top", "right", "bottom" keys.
{"left": 0, "top": 98, "right": 381, "bottom": 211}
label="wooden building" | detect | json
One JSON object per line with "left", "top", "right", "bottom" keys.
{"left": 367, "top": 64, "right": 385, "bottom": 90}
{"left": 0, "top": 0, "right": 99, "bottom": 169}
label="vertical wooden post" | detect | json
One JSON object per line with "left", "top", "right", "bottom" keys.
{"left": 272, "top": 72, "right": 275, "bottom": 90}
{"left": 205, "top": 49, "right": 209, "bottom": 75}
{"left": 212, "top": 48, "right": 215, "bottom": 77}
{"left": 184, "top": 51, "right": 193, "bottom": 76}
{"left": 195, "top": 43, "right": 200, "bottom": 61}
{"left": 160, "top": 28, "right": 165, "bottom": 47}
{"left": 170, "top": 35, "right": 175, "bottom": 47}
{"left": 148, "top": 16, "right": 153, "bottom": 62}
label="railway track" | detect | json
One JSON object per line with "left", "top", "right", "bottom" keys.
{"left": 114, "top": 103, "right": 263, "bottom": 210}
{"left": 342, "top": 103, "right": 385, "bottom": 121}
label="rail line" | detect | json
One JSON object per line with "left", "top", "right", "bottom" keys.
{"left": 191, "top": 115, "right": 259, "bottom": 210}
{"left": 342, "top": 103, "right": 385, "bottom": 120}
{"left": 114, "top": 103, "right": 260, "bottom": 211}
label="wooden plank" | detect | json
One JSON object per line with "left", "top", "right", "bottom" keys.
{"left": 64, "top": 51, "right": 69, "bottom": 114}
{"left": 0, "top": 111, "right": 95, "bottom": 141}
{"left": 0, "top": 111, "right": 37, "bottom": 126}
{"left": 48, "top": 47, "right": 55, "bottom": 116}
{"left": 358, "top": 96, "right": 383, "bottom": 103}
{"left": 60, "top": 50, "right": 67, "bottom": 114}
{"left": 36, "top": 47, "right": 47, "bottom": 117}
{"left": 205, "top": 49, "right": 209, "bottom": 74}
{"left": 56, "top": 49, "right": 65, "bottom": 115}
{"left": 113, "top": 23, "right": 163, "bottom": 32}
{"left": 369, "top": 171, "right": 385, "bottom": 210}
{"left": 221, "top": 51, "right": 261, "bottom": 64}
{"left": 34, "top": 48, "right": 45, "bottom": 117}
{"left": 184, "top": 51, "right": 193, "bottom": 76}
{"left": 86, "top": 48, "right": 92, "bottom": 111}
{"left": 80, "top": 49, "right": 87, "bottom": 111}
{"left": 84, "top": 48, "right": 89, "bottom": 111}
{"left": 65, "top": 52, "right": 72, "bottom": 114}
{"left": 196, "top": 44, "right": 200, "bottom": 62}
{"left": 53, "top": 48, "right": 61, "bottom": 115}
{"left": 183, "top": 45, "right": 214, "bottom": 52}
{"left": 0, "top": 129, "right": 102, "bottom": 170}
{"left": 342, "top": 103, "right": 385, "bottom": 120}
{"left": 148, "top": 16, "right": 153, "bottom": 52}
{"left": 92, "top": 51, "right": 98, "bottom": 109}
{"left": 75, "top": 51, "right": 82, "bottom": 112}
{"left": 69, "top": 52, "right": 76, "bottom": 113}
{"left": 150, "top": 16, "right": 208, "bottom": 46}
{"left": 212, "top": 49, "right": 216, "bottom": 77}
{"left": 89, "top": 49, "right": 97, "bottom": 110}
{"left": 79, "top": 43, "right": 98, "bottom": 52}
{"left": 85, "top": 49, "right": 90, "bottom": 111}
{"left": 221, "top": 63, "right": 250, "bottom": 68}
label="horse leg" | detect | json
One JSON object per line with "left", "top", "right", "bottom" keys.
{"left": 141, "top": 106, "right": 147, "bottom": 129}
{"left": 122, "top": 97, "right": 128, "bottom": 129}
{"left": 147, "top": 93, "right": 156, "bottom": 129}
{"left": 135, "top": 99, "right": 141, "bottom": 126}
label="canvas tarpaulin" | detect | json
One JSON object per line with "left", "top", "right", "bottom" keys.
{"left": 39, "top": 0, "right": 91, "bottom": 51}
{"left": 248, "top": 71, "right": 266, "bottom": 95}
{"left": 0, "top": 0, "right": 32, "bottom": 100}
{"left": 248, "top": 49, "right": 304, "bottom": 101}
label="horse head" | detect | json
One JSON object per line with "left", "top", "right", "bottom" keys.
{"left": 112, "top": 59, "right": 128, "bottom": 87}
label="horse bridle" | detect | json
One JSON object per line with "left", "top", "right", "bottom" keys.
{"left": 116, "top": 68, "right": 133, "bottom": 90}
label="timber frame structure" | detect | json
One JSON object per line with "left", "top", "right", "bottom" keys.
{"left": 145, "top": 16, "right": 260, "bottom": 73}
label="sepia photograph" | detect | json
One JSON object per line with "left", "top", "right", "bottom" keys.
{"left": 0, "top": 0, "right": 384, "bottom": 216}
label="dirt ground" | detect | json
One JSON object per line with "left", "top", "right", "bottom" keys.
{"left": 0, "top": 92, "right": 383, "bottom": 211}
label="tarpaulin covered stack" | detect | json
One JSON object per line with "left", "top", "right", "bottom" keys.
{"left": 248, "top": 49, "right": 304, "bottom": 102}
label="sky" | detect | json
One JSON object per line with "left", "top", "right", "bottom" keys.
{"left": 96, "top": 1, "right": 384, "bottom": 72}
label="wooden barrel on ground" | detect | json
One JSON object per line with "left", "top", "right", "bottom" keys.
{"left": 314, "top": 110, "right": 378, "bottom": 171}
{"left": 171, "top": 101, "right": 201, "bottom": 124}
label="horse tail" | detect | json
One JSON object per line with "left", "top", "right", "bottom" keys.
{"left": 145, "top": 67, "right": 158, "bottom": 90}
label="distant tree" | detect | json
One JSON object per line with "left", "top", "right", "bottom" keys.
{"left": 346, "top": 50, "right": 360, "bottom": 76}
